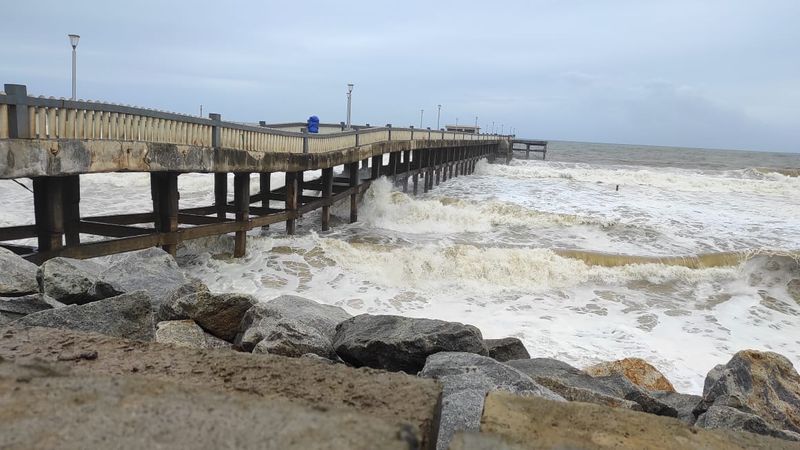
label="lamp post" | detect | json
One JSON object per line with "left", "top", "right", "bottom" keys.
{"left": 346, "top": 83, "right": 354, "bottom": 130}
{"left": 68, "top": 34, "right": 80, "bottom": 100}
{"left": 420, "top": 109, "right": 424, "bottom": 128}
{"left": 474, "top": 116, "right": 478, "bottom": 128}
{"left": 436, "top": 104, "right": 441, "bottom": 129}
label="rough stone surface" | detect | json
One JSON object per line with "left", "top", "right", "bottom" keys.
{"left": 0, "top": 247, "right": 38, "bottom": 296}
{"left": 480, "top": 390, "right": 799, "bottom": 450}
{"left": 0, "top": 294, "right": 64, "bottom": 325}
{"left": 36, "top": 257, "right": 114, "bottom": 304}
{"left": 238, "top": 295, "right": 351, "bottom": 358}
{"left": 333, "top": 314, "right": 488, "bottom": 373}
{"left": 0, "top": 359, "right": 420, "bottom": 450}
{"left": 447, "top": 432, "right": 526, "bottom": 450}
{"left": 694, "top": 349, "right": 800, "bottom": 437}
{"left": 0, "top": 326, "right": 442, "bottom": 450}
{"left": 161, "top": 291, "right": 256, "bottom": 341}
{"left": 484, "top": 338, "right": 530, "bottom": 362}
{"left": 155, "top": 320, "right": 208, "bottom": 348}
{"left": 203, "top": 331, "right": 234, "bottom": 350}
{"left": 584, "top": 357, "right": 677, "bottom": 392}
{"left": 420, "top": 352, "right": 564, "bottom": 450}
{"left": 507, "top": 358, "right": 673, "bottom": 415}
{"left": 94, "top": 248, "right": 200, "bottom": 311}
{"left": 696, "top": 405, "right": 800, "bottom": 442}
{"left": 14, "top": 291, "right": 155, "bottom": 341}
{"left": 650, "top": 391, "right": 702, "bottom": 425}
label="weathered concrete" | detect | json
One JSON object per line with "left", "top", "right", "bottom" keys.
{"left": 479, "top": 391, "right": 799, "bottom": 450}
{"left": 0, "top": 359, "right": 420, "bottom": 450}
{"left": 0, "top": 326, "right": 443, "bottom": 450}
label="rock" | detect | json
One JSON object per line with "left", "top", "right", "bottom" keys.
{"left": 447, "top": 432, "right": 526, "bottom": 450}
{"left": 484, "top": 338, "right": 530, "bottom": 362}
{"left": 694, "top": 350, "right": 800, "bottom": 437}
{"left": 36, "top": 257, "right": 114, "bottom": 304}
{"left": 696, "top": 405, "right": 800, "bottom": 442}
{"left": 238, "top": 295, "right": 350, "bottom": 358}
{"left": 14, "top": 291, "right": 155, "bottom": 341}
{"left": 0, "top": 326, "right": 443, "bottom": 450}
{"left": 93, "top": 248, "right": 200, "bottom": 311}
{"left": 0, "top": 247, "right": 38, "bottom": 296}
{"left": 155, "top": 278, "right": 210, "bottom": 321}
{"left": 333, "top": 314, "right": 488, "bottom": 373}
{"left": 507, "top": 358, "right": 672, "bottom": 415}
{"left": 650, "top": 391, "right": 702, "bottom": 425}
{"left": 204, "top": 331, "right": 234, "bottom": 350}
{"left": 1, "top": 294, "right": 64, "bottom": 325}
{"left": 584, "top": 357, "right": 676, "bottom": 392}
{"left": 419, "top": 352, "right": 564, "bottom": 450}
{"left": 155, "top": 320, "right": 207, "bottom": 348}
{"left": 161, "top": 291, "right": 256, "bottom": 341}
{"left": 788, "top": 278, "right": 800, "bottom": 303}
{"left": 480, "top": 390, "right": 799, "bottom": 450}
{"left": 0, "top": 359, "right": 422, "bottom": 450}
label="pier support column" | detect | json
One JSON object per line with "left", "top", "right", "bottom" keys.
{"left": 233, "top": 172, "right": 250, "bottom": 257}
{"left": 349, "top": 162, "right": 359, "bottom": 223}
{"left": 321, "top": 167, "right": 333, "bottom": 231}
{"left": 214, "top": 173, "right": 227, "bottom": 219}
{"left": 285, "top": 172, "right": 299, "bottom": 235}
{"left": 423, "top": 150, "right": 431, "bottom": 193}
{"left": 63, "top": 175, "right": 80, "bottom": 246}
{"left": 259, "top": 172, "right": 271, "bottom": 230}
{"left": 435, "top": 149, "right": 441, "bottom": 186}
{"left": 371, "top": 155, "right": 382, "bottom": 179}
{"left": 412, "top": 173, "right": 419, "bottom": 195}
{"left": 150, "top": 172, "right": 179, "bottom": 256}
{"left": 33, "top": 177, "right": 64, "bottom": 252}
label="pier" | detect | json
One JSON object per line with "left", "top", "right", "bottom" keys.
{"left": 0, "top": 84, "right": 511, "bottom": 263}
{"left": 511, "top": 139, "right": 548, "bottom": 160}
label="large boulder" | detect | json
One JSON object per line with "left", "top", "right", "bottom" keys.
{"left": 0, "top": 247, "right": 38, "bottom": 296}
{"left": 584, "top": 357, "right": 676, "bottom": 392}
{"left": 14, "top": 291, "right": 155, "bottom": 341}
{"left": 93, "top": 248, "right": 203, "bottom": 311}
{"left": 650, "top": 391, "right": 703, "bottom": 425}
{"left": 507, "top": 358, "right": 676, "bottom": 416}
{"left": 484, "top": 338, "right": 530, "bottom": 362}
{"left": 0, "top": 294, "right": 64, "bottom": 326}
{"left": 155, "top": 320, "right": 208, "bottom": 348}
{"left": 36, "top": 257, "right": 115, "bottom": 304}
{"left": 696, "top": 405, "right": 800, "bottom": 442}
{"left": 333, "top": 315, "right": 488, "bottom": 373}
{"left": 419, "top": 352, "right": 564, "bottom": 450}
{"left": 161, "top": 291, "right": 256, "bottom": 342}
{"left": 238, "top": 295, "right": 350, "bottom": 358}
{"left": 694, "top": 350, "right": 800, "bottom": 438}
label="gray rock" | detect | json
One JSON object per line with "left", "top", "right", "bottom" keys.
{"left": 204, "top": 331, "right": 234, "bottom": 350}
{"left": 36, "top": 257, "right": 114, "bottom": 304}
{"left": 15, "top": 291, "right": 155, "bottom": 341}
{"left": 419, "top": 352, "right": 564, "bottom": 450}
{"left": 93, "top": 248, "right": 200, "bottom": 311}
{"left": 157, "top": 278, "right": 210, "bottom": 321}
{"left": 484, "top": 338, "right": 530, "bottom": 362}
{"left": 155, "top": 320, "right": 207, "bottom": 348}
{"left": 238, "top": 295, "right": 350, "bottom": 358}
{"left": 1, "top": 294, "right": 64, "bottom": 325}
{"left": 333, "top": 314, "right": 488, "bottom": 373}
{"left": 650, "top": 391, "right": 702, "bottom": 425}
{"left": 161, "top": 291, "right": 256, "bottom": 341}
{"left": 507, "top": 358, "right": 676, "bottom": 416}
{"left": 696, "top": 405, "right": 800, "bottom": 442}
{"left": 694, "top": 350, "right": 800, "bottom": 437}
{"left": 0, "top": 247, "right": 38, "bottom": 296}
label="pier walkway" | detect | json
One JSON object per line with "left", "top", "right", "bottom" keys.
{"left": 0, "top": 84, "right": 510, "bottom": 263}
{"left": 511, "top": 139, "right": 547, "bottom": 160}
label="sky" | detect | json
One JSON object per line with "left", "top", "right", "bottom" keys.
{"left": 2, "top": 0, "right": 799, "bottom": 153}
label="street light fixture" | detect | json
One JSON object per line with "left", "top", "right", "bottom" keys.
{"left": 420, "top": 109, "right": 424, "bottom": 128}
{"left": 436, "top": 104, "right": 441, "bottom": 129}
{"left": 68, "top": 34, "right": 80, "bottom": 100}
{"left": 346, "top": 83, "right": 354, "bottom": 130}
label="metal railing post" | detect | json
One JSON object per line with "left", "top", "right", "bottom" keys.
{"left": 386, "top": 123, "right": 392, "bottom": 141}
{"left": 4, "top": 84, "right": 29, "bottom": 138}
{"left": 301, "top": 127, "right": 309, "bottom": 154}
{"left": 410, "top": 125, "right": 414, "bottom": 140}
{"left": 209, "top": 113, "right": 221, "bottom": 148}
{"left": 355, "top": 128, "right": 360, "bottom": 146}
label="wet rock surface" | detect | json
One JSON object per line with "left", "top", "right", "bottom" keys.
{"left": 584, "top": 357, "right": 676, "bottom": 392}
{"left": 36, "top": 257, "right": 113, "bottom": 304}
{"left": 695, "top": 405, "right": 800, "bottom": 442}
{"left": 161, "top": 291, "right": 256, "bottom": 341}
{"left": 14, "top": 291, "right": 155, "bottom": 341}
{"left": 237, "top": 295, "right": 351, "bottom": 358}
{"left": 155, "top": 320, "right": 208, "bottom": 348}
{"left": 420, "top": 352, "right": 564, "bottom": 450}
{"left": 484, "top": 338, "right": 530, "bottom": 362}
{"left": 333, "top": 314, "right": 488, "bottom": 373}
{"left": 649, "top": 390, "right": 702, "bottom": 425}
{"left": 0, "top": 247, "right": 38, "bottom": 296}
{"left": 0, "top": 294, "right": 64, "bottom": 326}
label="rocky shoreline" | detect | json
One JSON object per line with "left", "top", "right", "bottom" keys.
{"left": 1, "top": 246, "right": 799, "bottom": 449}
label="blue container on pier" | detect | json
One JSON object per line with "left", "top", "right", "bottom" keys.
{"left": 307, "top": 116, "right": 320, "bottom": 133}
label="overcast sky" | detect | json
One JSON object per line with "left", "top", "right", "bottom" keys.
{"left": 2, "top": 1, "right": 798, "bottom": 152}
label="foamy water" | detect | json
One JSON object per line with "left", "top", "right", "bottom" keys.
{"left": 1, "top": 143, "right": 799, "bottom": 393}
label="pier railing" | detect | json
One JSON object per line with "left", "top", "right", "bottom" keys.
{"left": 0, "top": 84, "right": 504, "bottom": 154}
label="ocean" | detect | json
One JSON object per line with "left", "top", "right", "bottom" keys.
{"left": 1, "top": 140, "right": 799, "bottom": 393}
